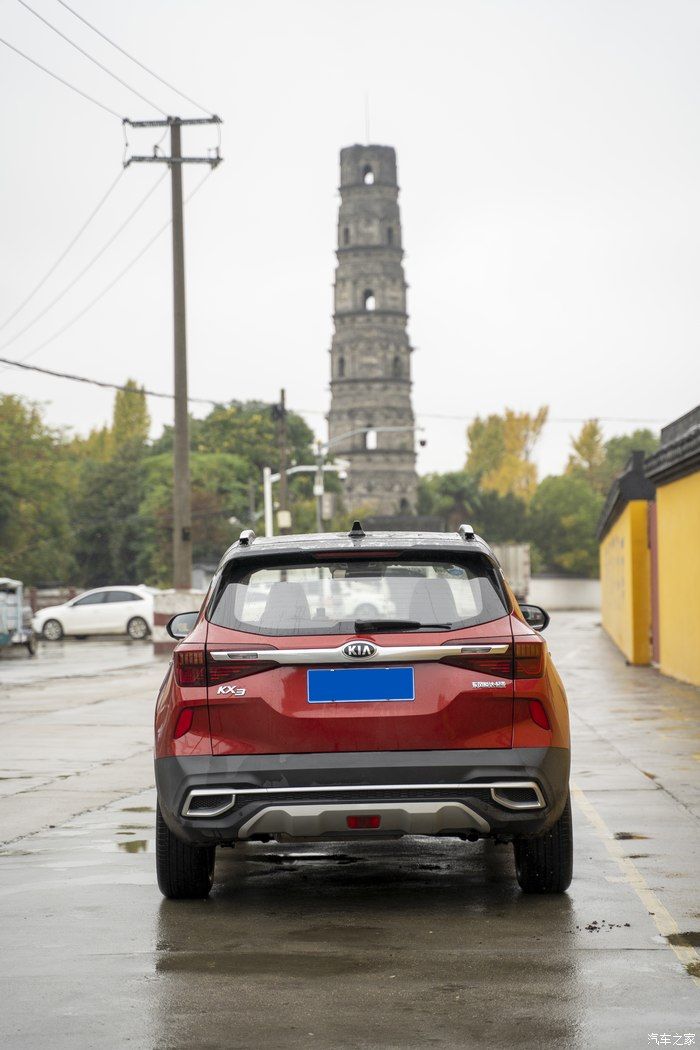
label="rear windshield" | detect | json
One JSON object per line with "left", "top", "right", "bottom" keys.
{"left": 208, "top": 552, "right": 509, "bottom": 636}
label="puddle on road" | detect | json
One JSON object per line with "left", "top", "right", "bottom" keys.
{"left": 291, "top": 923, "right": 382, "bottom": 945}
{"left": 240, "top": 852, "right": 359, "bottom": 866}
{"left": 667, "top": 931, "right": 700, "bottom": 947}
{"left": 117, "top": 839, "right": 149, "bottom": 854}
{"left": 614, "top": 832, "right": 649, "bottom": 841}
{"left": 156, "top": 950, "right": 369, "bottom": 978}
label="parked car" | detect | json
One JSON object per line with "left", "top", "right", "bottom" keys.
{"left": 32, "top": 586, "right": 153, "bottom": 641}
{"left": 154, "top": 523, "right": 572, "bottom": 899}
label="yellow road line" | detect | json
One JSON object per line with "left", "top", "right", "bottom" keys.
{"left": 571, "top": 781, "right": 700, "bottom": 989}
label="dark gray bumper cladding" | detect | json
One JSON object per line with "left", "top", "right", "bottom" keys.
{"left": 155, "top": 747, "right": 570, "bottom": 846}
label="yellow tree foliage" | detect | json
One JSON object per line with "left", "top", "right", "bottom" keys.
{"left": 566, "top": 419, "right": 607, "bottom": 494}
{"left": 112, "top": 379, "right": 150, "bottom": 449}
{"left": 466, "top": 406, "right": 548, "bottom": 501}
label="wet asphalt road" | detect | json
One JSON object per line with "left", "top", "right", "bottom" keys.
{"left": 1, "top": 617, "right": 699, "bottom": 1049}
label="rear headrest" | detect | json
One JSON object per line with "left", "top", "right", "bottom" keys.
{"left": 408, "top": 578, "right": 459, "bottom": 624}
{"left": 260, "top": 582, "right": 311, "bottom": 628}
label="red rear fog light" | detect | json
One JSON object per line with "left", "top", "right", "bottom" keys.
{"left": 346, "top": 815, "right": 381, "bottom": 829}
{"left": 528, "top": 699, "right": 550, "bottom": 730}
{"left": 173, "top": 708, "right": 194, "bottom": 739}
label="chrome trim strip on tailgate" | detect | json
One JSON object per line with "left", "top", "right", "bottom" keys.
{"left": 209, "top": 643, "right": 510, "bottom": 665}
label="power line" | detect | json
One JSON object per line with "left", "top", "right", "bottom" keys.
{"left": 0, "top": 347, "right": 670, "bottom": 434}
{"left": 0, "top": 33, "right": 122, "bottom": 118}
{"left": 4, "top": 167, "right": 213, "bottom": 368}
{"left": 55, "top": 0, "right": 215, "bottom": 117}
{"left": 0, "top": 354, "right": 219, "bottom": 405}
{"left": 14, "top": 0, "right": 166, "bottom": 115}
{"left": 0, "top": 168, "right": 125, "bottom": 333}
{"left": 0, "top": 170, "right": 167, "bottom": 354}
{"left": 296, "top": 407, "right": 666, "bottom": 426}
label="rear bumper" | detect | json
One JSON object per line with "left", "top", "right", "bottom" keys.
{"left": 155, "top": 747, "right": 570, "bottom": 846}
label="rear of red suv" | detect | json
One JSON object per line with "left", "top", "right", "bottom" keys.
{"left": 154, "top": 526, "right": 572, "bottom": 899}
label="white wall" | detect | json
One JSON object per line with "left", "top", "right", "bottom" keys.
{"left": 529, "top": 577, "right": 600, "bottom": 611}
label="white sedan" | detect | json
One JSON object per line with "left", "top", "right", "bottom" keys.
{"left": 32, "top": 586, "right": 154, "bottom": 641}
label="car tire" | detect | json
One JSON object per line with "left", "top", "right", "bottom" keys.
{"left": 127, "top": 616, "right": 149, "bottom": 640}
{"left": 156, "top": 804, "right": 216, "bottom": 900}
{"left": 513, "top": 792, "right": 573, "bottom": 894}
{"left": 42, "top": 619, "right": 64, "bottom": 642}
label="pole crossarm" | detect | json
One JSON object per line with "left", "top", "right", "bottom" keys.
{"left": 124, "top": 155, "right": 222, "bottom": 167}
{"left": 123, "top": 116, "right": 222, "bottom": 127}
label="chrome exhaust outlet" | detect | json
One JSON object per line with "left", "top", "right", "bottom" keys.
{"left": 182, "top": 789, "right": 237, "bottom": 818}
{"left": 489, "top": 782, "right": 545, "bottom": 811}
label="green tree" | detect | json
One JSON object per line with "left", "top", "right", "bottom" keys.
{"left": 529, "top": 474, "right": 603, "bottom": 577}
{"left": 70, "top": 381, "right": 151, "bottom": 587}
{"left": 603, "top": 429, "right": 659, "bottom": 488}
{"left": 418, "top": 471, "right": 529, "bottom": 541}
{"left": 137, "top": 452, "right": 253, "bottom": 584}
{"left": 112, "top": 380, "right": 150, "bottom": 448}
{"left": 0, "top": 395, "right": 75, "bottom": 584}
{"left": 152, "top": 400, "right": 315, "bottom": 472}
{"left": 417, "top": 471, "right": 481, "bottom": 530}
{"left": 466, "top": 407, "right": 548, "bottom": 500}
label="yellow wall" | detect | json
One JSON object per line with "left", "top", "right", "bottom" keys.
{"left": 656, "top": 472, "right": 700, "bottom": 686}
{"left": 600, "top": 501, "right": 651, "bottom": 664}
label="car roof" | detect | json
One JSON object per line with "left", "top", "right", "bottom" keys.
{"left": 79, "top": 585, "right": 148, "bottom": 593}
{"left": 218, "top": 529, "right": 496, "bottom": 569}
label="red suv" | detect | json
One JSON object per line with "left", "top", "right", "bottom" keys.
{"left": 155, "top": 524, "right": 572, "bottom": 899}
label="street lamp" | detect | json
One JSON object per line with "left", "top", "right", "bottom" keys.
{"left": 262, "top": 463, "right": 348, "bottom": 537}
{"left": 313, "top": 424, "right": 427, "bottom": 532}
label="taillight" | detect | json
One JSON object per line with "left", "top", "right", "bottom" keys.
{"left": 174, "top": 650, "right": 206, "bottom": 687}
{"left": 441, "top": 648, "right": 513, "bottom": 678}
{"left": 514, "top": 641, "right": 545, "bottom": 679}
{"left": 174, "top": 648, "right": 278, "bottom": 687}
{"left": 207, "top": 656, "right": 278, "bottom": 684}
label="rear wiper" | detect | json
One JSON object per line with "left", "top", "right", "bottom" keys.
{"left": 354, "top": 619, "right": 453, "bottom": 632}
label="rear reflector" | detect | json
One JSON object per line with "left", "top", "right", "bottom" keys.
{"left": 347, "top": 815, "right": 381, "bottom": 829}
{"left": 173, "top": 707, "right": 194, "bottom": 738}
{"left": 528, "top": 699, "right": 550, "bottom": 730}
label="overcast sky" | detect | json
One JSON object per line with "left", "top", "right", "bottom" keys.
{"left": 1, "top": 0, "right": 699, "bottom": 478}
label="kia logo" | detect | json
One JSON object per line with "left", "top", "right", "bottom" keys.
{"left": 343, "top": 641, "right": 377, "bottom": 659}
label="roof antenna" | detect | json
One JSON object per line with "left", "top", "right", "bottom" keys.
{"left": 349, "top": 520, "right": 365, "bottom": 539}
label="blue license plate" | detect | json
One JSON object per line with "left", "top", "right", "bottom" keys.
{"left": 307, "top": 666, "right": 415, "bottom": 704}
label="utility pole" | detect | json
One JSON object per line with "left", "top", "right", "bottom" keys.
{"left": 273, "top": 389, "right": 291, "bottom": 534}
{"left": 124, "top": 115, "right": 222, "bottom": 588}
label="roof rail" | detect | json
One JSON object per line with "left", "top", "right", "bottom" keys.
{"left": 458, "top": 523, "right": 475, "bottom": 541}
{"left": 238, "top": 529, "right": 256, "bottom": 546}
{"left": 348, "top": 520, "right": 365, "bottom": 539}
